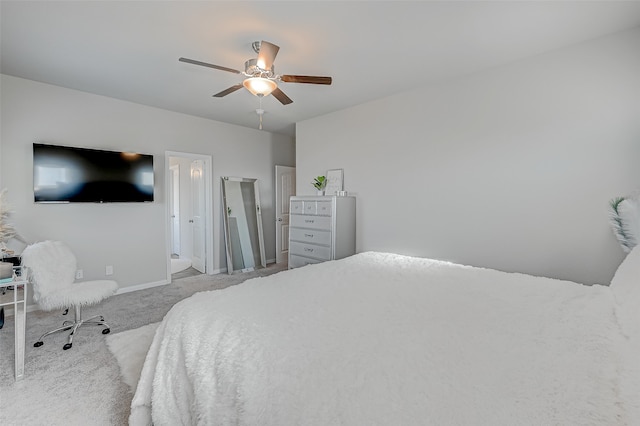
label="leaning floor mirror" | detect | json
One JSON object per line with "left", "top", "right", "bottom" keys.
{"left": 221, "top": 177, "right": 266, "bottom": 274}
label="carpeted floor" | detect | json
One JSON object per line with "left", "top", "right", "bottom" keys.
{"left": 0, "top": 263, "right": 287, "bottom": 425}
{"left": 171, "top": 266, "right": 203, "bottom": 280}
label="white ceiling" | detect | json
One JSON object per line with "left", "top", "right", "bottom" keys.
{"left": 2, "top": 1, "right": 640, "bottom": 137}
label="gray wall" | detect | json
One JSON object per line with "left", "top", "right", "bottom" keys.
{"left": 1, "top": 74, "right": 295, "bottom": 290}
{"left": 296, "top": 28, "right": 640, "bottom": 285}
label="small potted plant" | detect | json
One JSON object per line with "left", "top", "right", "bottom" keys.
{"left": 312, "top": 176, "right": 327, "bottom": 196}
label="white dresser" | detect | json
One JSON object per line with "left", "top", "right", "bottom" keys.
{"left": 288, "top": 195, "right": 356, "bottom": 269}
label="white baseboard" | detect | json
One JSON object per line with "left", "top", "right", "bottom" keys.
{"left": 116, "top": 279, "right": 169, "bottom": 295}
{"left": 209, "top": 260, "right": 277, "bottom": 275}
{"left": 3, "top": 304, "right": 36, "bottom": 315}
{"left": 2, "top": 279, "right": 171, "bottom": 317}
{"left": 3, "top": 303, "right": 41, "bottom": 316}
{"left": 4, "top": 264, "right": 280, "bottom": 317}
{"left": 5, "top": 265, "right": 282, "bottom": 317}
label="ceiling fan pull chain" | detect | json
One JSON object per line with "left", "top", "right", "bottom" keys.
{"left": 257, "top": 97, "right": 264, "bottom": 130}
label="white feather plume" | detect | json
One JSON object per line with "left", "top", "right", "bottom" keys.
{"left": 610, "top": 196, "right": 640, "bottom": 253}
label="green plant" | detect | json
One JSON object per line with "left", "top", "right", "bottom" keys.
{"left": 312, "top": 176, "right": 327, "bottom": 190}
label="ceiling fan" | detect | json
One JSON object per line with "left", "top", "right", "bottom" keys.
{"left": 179, "top": 40, "right": 332, "bottom": 106}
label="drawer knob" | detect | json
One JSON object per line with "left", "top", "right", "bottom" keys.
{"left": 305, "top": 219, "right": 314, "bottom": 223}
{"left": 304, "top": 233, "right": 314, "bottom": 238}
{"left": 304, "top": 248, "right": 314, "bottom": 252}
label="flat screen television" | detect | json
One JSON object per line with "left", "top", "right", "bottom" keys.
{"left": 33, "top": 143, "right": 154, "bottom": 203}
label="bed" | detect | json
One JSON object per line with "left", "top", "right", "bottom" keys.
{"left": 130, "top": 249, "right": 640, "bottom": 425}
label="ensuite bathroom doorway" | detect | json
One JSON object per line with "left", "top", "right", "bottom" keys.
{"left": 166, "top": 151, "right": 213, "bottom": 280}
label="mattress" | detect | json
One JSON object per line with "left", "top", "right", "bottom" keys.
{"left": 130, "top": 251, "right": 639, "bottom": 425}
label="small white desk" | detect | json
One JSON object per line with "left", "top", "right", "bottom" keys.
{"left": 0, "top": 270, "right": 27, "bottom": 381}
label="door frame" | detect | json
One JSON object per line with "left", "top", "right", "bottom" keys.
{"left": 165, "top": 151, "right": 214, "bottom": 281}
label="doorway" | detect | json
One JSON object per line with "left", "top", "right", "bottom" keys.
{"left": 165, "top": 151, "right": 214, "bottom": 281}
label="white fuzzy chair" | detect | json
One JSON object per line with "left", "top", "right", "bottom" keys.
{"left": 21, "top": 240, "right": 118, "bottom": 350}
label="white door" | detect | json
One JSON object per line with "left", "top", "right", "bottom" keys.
{"left": 275, "top": 165, "right": 296, "bottom": 264}
{"left": 170, "top": 165, "right": 181, "bottom": 255}
{"left": 191, "top": 159, "right": 205, "bottom": 273}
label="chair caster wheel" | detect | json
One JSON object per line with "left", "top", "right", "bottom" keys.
{"left": 63, "top": 343, "right": 72, "bottom": 350}
{"left": 34, "top": 341, "right": 43, "bottom": 348}
{"left": 102, "top": 328, "right": 111, "bottom": 335}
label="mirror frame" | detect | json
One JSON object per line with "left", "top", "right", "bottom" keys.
{"left": 221, "top": 176, "right": 266, "bottom": 274}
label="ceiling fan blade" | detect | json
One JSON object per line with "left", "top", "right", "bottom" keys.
{"left": 281, "top": 75, "right": 332, "bottom": 85}
{"left": 179, "top": 57, "right": 241, "bottom": 74}
{"left": 256, "top": 41, "right": 280, "bottom": 71}
{"left": 213, "top": 84, "right": 244, "bottom": 97}
{"left": 271, "top": 87, "right": 293, "bottom": 105}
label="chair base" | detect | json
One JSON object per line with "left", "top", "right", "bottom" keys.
{"left": 34, "top": 305, "right": 111, "bottom": 350}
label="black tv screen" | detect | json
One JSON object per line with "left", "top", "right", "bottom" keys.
{"left": 33, "top": 143, "right": 154, "bottom": 203}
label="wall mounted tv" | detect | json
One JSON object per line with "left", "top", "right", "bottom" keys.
{"left": 33, "top": 143, "right": 154, "bottom": 203}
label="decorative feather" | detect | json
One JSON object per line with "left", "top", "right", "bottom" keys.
{"left": 0, "top": 189, "right": 17, "bottom": 246}
{"left": 609, "top": 196, "right": 640, "bottom": 253}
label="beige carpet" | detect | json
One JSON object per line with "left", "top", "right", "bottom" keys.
{"left": 0, "top": 263, "right": 287, "bottom": 426}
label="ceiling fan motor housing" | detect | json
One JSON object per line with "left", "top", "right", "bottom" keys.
{"left": 244, "top": 58, "right": 275, "bottom": 77}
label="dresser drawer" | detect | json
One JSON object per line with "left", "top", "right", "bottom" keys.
{"left": 289, "top": 254, "right": 324, "bottom": 269}
{"left": 290, "top": 200, "right": 304, "bottom": 214}
{"left": 303, "top": 201, "right": 317, "bottom": 215}
{"left": 290, "top": 214, "right": 331, "bottom": 230}
{"left": 289, "top": 228, "right": 331, "bottom": 246}
{"left": 290, "top": 241, "right": 331, "bottom": 260}
{"left": 316, "top": 201, "right": 332, "bottom": 216}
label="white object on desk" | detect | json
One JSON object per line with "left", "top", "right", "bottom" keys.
{"left": 0, "top": 268, "right": 27, "bottom": 381}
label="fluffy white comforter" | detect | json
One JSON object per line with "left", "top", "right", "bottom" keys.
{"left": 130, "top": 252, "right": 636, "bottom": 425}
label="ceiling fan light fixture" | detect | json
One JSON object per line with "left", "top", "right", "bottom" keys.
{"left": 180, "top": 39, "right": 331, "bottom": 106}
{"left": 243, "top": 77, "right": 277, "bottom": 97}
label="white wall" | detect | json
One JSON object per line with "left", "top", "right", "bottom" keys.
{"left": 297, "top": 27, "right": 640, "bottom": 285}
{"left": 1, "top": 75, "right": 295, "bottom": 290}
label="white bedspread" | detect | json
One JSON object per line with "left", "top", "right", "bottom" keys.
{"left": 130, "top": 252, "right": 635, "bottom": 425}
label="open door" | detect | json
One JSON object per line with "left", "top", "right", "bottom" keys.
{"left": 190, "top": 159, "right": 205, "bottom": 273}
{"left": 275, "top": 165, "right": 295, "bottom": 264}
{"left": 169, "top": 165, "right": 181, "bottom": 255}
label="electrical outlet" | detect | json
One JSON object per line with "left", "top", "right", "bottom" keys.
{"left": 105, "top": 265, "right": 113, "bottom": 276}
{"left": 75, "top": 269, "right": 83, "bottom": 280}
